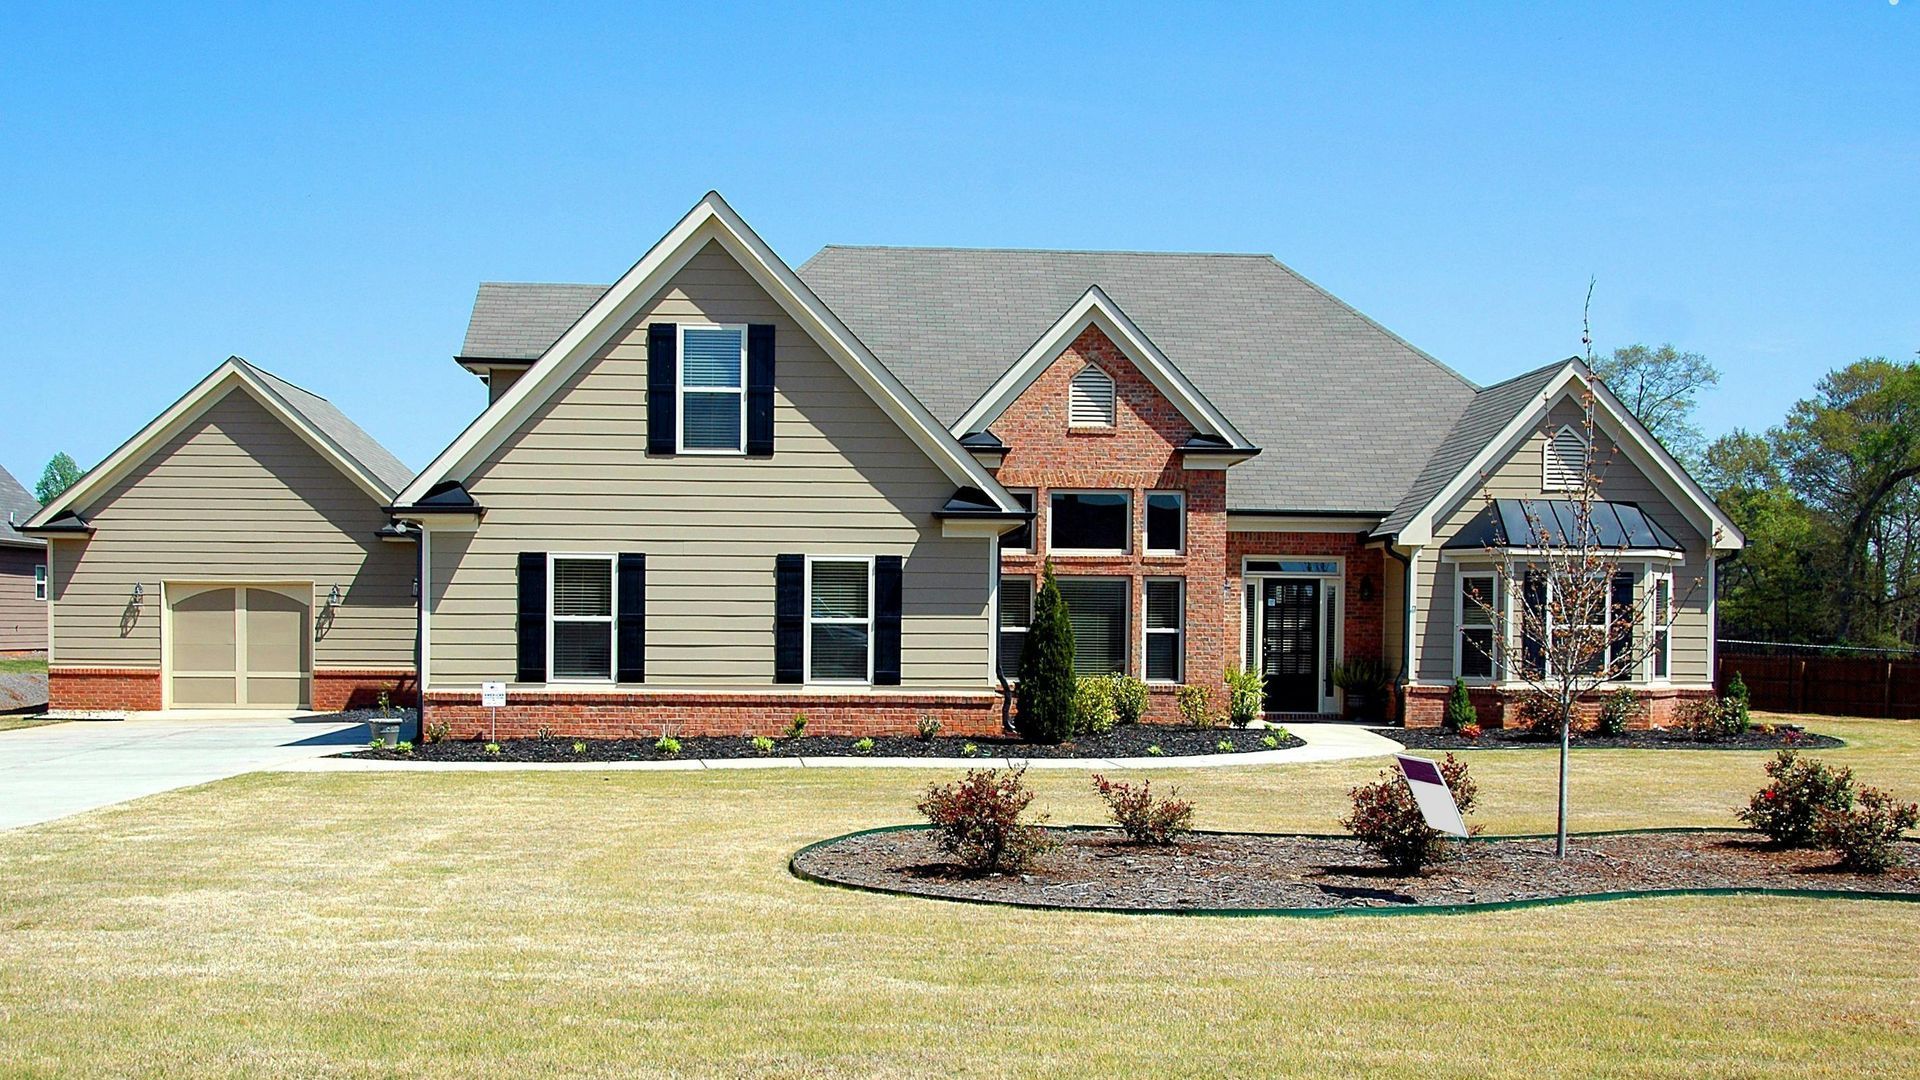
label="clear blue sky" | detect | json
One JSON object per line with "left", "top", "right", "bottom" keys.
{"left": 2, "top": 2, "right": 1914, "bottom": 489}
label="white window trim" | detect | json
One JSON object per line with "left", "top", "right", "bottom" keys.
{"left": 1001, "top": 489, "right": 1036, "bottom": 554}
{"left": 1542, "top": 423, "right": 1587, "bottom": 491}
{"left": 1530, "top": 568, "right": 1639, "bottom": 684}
{"left": 1239, "top": 556, "right": 1346, "bottom": 714}
{"left": 998, "top": 573, "right": 1033, "bottom": 680}
{"left": 1142, "top": 577, "right": 1184, "bottom": 684}
{"left": 1056, "top": 575, "right": 1132, "bottom": 677}
{"left": 34, "top": 564, "right": 47, "bottom": 602}
{"left": 548, "top": 553, "right": 616, "bottom": 684}
{"left": 676, "top": 322, "right": 748, "bottom": 455}
{"left": 804, "top": 555, "right": 874, "bottom": 686}
{"left": 1068, "top": 364, "right": 1116, "bottom": 428}
{"left": 1647, "top": 566, "right": 1674, "bottom": 684}
{"left": 1145, "top": 490, "right": 1186, "bottom": 555}
{"left": 1048, "top": 489, "right": 1132, "bottom": 556}
{"left": 1453, "top": 567, "right": 1501, "bottom": 683}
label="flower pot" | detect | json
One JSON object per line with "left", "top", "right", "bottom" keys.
{"left": 368, "top": 719, "right": 402, "bottom": 748}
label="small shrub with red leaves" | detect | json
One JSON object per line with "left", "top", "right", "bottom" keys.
{"left": 1091, "top": 774, "right": 1194, "bottom": 845}
{"left": 1737, "top": 750, "right": 1855, "bottom": 847}
{"left": 1341, "top": 754, "right": 1479, "bottom": 872}
{"left": 917, "top": 767, "right": 1051, "bottom": 874}
{"left": 1816, "top": 787, "right": 1919, "bottom": 874}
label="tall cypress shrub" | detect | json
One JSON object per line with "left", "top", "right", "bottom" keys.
{"left": 1016, "top": 562, "right": 1078, "bottom": 744}
{"left": 1443, "top": 678, "right": 1477, "bottom": 733}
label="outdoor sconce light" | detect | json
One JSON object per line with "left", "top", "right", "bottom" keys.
{"left": 131, "top": 582, "right": 144, "bottom": 605}
{"left": 411, "top": 576, "right": 420, "bottom": 600}
{"left": 328, "top": 584, "right": 343, "bottom": 607}
{"left": 1360, "top": 575, "right": 1375, "bottom": 602}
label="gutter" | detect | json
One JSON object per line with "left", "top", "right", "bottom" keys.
{"left": 1382, "top": 542, "right": 1415, "bottom": 687}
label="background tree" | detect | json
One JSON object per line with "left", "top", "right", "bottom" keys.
{"left": 1014, "top": 561, "right": 1077, "bottom": 744}
{"left": 1591, "top": 343, "right": 1719, "bottom": 466}
{"left": 33, "top": 452, "right": 84, "bottom": 504}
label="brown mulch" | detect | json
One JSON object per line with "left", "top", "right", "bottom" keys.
{"left": 793, "top": 828, "right": 1920, "bottom": 912}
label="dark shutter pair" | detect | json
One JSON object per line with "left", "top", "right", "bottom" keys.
{"left": 515, "top": 553, "right": 647, "bottom": 683}
{"left": 774, "top": 554, "right": 903, "bottom": 685}
{"left": 646, "top": 322, "right": 776, "bottom": 456}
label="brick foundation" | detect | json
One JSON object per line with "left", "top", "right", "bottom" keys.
{"left": 312, "top": 669, "right": 417, "bottom": 711}
{"left": 1402, "top": 684, "right": 1715, "bottom": 729}
{"left": 49, "top": 667, "right": 163, "bottom": 711}
{"left": 420, "top": 689, "right": 1006, "bottom": 740}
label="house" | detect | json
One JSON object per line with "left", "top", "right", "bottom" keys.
{"left": 26, "top": 192, "right": 1742, "bottom": 730}
{"left": 0, "top": 465, "right": 48, "bottom": 654}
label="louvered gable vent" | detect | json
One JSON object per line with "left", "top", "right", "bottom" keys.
{"left": 1543, "top": 425, "right": 1587, "bottom": 491}
{"left": 1068, "top": 364, "right": 1115, "bottom": 427}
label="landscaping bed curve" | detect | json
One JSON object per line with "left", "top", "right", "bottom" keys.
{"left": 1390, "top": 726, "right": 1843, "bottom": 752}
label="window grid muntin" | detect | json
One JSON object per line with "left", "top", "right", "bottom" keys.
{"left": 549, "top": 554, "right": 615, "bottom": 681}
{"left": 677, "top": 324, "right": 747, "bottom": 454}
{"left": 1144, "top": 578, "right": 1184, "bottom": 683}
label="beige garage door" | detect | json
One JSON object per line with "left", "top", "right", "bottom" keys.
{"left": 168, "top": 585, "right": 310, "bottom": 708}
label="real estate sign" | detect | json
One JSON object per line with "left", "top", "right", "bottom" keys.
{"left": 1395, "top": 755, "right": 1467, "bottom": 837}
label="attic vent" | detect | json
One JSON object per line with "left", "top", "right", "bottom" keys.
{"left": 1068, "top": 365, "right": 1115, "bottom": 427}
{"left": 1543, "top": 425, "right": 1587, "bottom": 491}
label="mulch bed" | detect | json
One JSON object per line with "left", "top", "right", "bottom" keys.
{"left": 1391, "top": 725, "right": 1844, "bottom": 752}
{"left": 340, "top": 723, "right": 1304, "bottom": 763}
{"left": 793, "top": 827, "right": 1920, "bottom": 912}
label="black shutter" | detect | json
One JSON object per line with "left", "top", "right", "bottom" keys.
{"left": 1522, "top": 569, "right": 1546, "bottom": 677}
{"left": 647, "top": 323, "right": 677, "bottom": 455}
{"left": 747, "top": 323, "right": 775, "bottom": 456}
{"left": 874, "top": 555, "right": 903, "bottom": 685}
{"left": 516, "top": 552, "right": 547, "bottom": 683}
{"left": 617, "top": 553, "right": 647, "bottom": 683}
{"left": 1609, "top": 572, "right": 1635, "bottom": 678}
{"left": 775, "top": 554, "right": 804, "bottom": 683}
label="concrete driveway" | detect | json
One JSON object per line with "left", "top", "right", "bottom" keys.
{"left": 0, "top": 712, "right": 376, "bottom": 832}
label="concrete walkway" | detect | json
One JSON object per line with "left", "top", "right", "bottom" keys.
{"left": 0, "top": 711, "right": 373, "bottom": 832}
{"left": 269, "top": 722, "right": 1405, "bottom": 774}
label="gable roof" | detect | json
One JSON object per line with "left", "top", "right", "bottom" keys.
{"left": 460, "top": 282, "right": 608, "bottom": 362}
{"left": 397, "top": 192, "right": 1021, "bottom": 514}
{"left": 0, "top": 465, "right": 45, "bottom": 549}
{"left": 26, "top": 357, "right": 413, "bottom": 530}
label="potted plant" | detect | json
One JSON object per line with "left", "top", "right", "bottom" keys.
{"left": 367, "top": 691, "right": 404, "bottom": 749}
{"left": 1333, "top": 659, "right": 1391, "bottom": 722}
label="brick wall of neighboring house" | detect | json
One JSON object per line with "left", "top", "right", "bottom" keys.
{"left": 48, "top": 667, "right": 162, "bottom": 712}
{"left": 1225, "top": 530, "right": 1388, "bottom": 711}
{"left": 1402, "top": 683, "right": 1715, "bottom": 729}
{"left": 419, "top": 690, "right": 1004, "bottom": 740}
{"left": 311, "top": 669, "right": 417, "bottom": 712}
{"left": 989, "top": 324, "right": 1226, "bottom": 723}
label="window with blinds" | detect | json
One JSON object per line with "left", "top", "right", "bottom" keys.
{"left": 1543, "top": 425, "right": 1587, "bottom": 490}
{"left": 807, "top": 558, "right": 871, "bottom": 682}
{"left": 1144, "top": 579, "right": 1183, "bottom": 682}
{"left": 550, "top": 556, "right": 614, "bottom": 680}
{"left": 1056, "top": 577, "right": 1128, "bottom": 675}
{"left": 1069, "top": 364, "right": 1115, "bottom": 427}
{"left": 1651, "top": 575, "right": 1672, "bottom": 679}
{"left": 998, "top": 575, "right": 1032, "bottom": 678}
{"left": 1458, "top": 571, "right": 1497, "bottom": 680}
{"left": 681, "top": 325, "right": 745, "bottom": 452}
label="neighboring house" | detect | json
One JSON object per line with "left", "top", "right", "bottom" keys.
{"left": 27, "top": 192, "right": 1742, "bottom": 728}
{"left": 25, "top": 359, "right": 418, "bottom": 711}
{"left": 0, "top": 465, "right": 49, "bottom": 654}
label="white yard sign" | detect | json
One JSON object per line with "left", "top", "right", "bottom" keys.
{"left": 1395, "top": 754, "right": 1468, "bottom": 837}
{"left": 480, "top": 682, "right": 507, "bottom": 708}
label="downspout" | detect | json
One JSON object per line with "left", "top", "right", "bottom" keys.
{"left": 412, "top": 521, "right": 427, "bottom": 738}
{"left": 1384, "top": 541, "right": 1416, "bottom": 723}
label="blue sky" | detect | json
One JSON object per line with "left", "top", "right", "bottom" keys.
{"left": 1, "top": 2, "right": 1914, "bottom": 489}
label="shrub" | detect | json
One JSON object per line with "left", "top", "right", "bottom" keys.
{"left": 654, "top": 735, "right": 682, "bottom": 758}
{"left": 1073, "top": 675, "right": 1119, "bottom": 736}
{"left": 961, "top": 742, "right": 979, "bottom": 757}
{"left": 915, "top": 713, "right": 941, "bottom": 741}
{"left": 572, "top": 740, "right": 587, "bottom": 755}
{"left": 396, "top": 740, "right": 413, "bottom": 754}
{"left": 1224, "top": 665, "right": 1264, "bottom": 724}
{"left": 1341, "top": 754, "right": 1479, "bottom": 872}
{"left": 1817, "top": 787, "right": 1920, "bottom": 874}
{"left": 1108, "top": 674, "right": 1150, "bottom": 726}
{"left": 1458, "top": 721, "right": 1482, "bottom": 740}
{"left": 536, "top": 724, "right": 556, "bottom": 741}
{"left": 1737, "top": 750, "right": 1856, "bottom": 847}
{"left": 852, "top": 737, "right": 875, "bottom": 755}
{"left": 784, "top": 714, "right": 808, "bottom": 739}
{"left": 916, "top": 767, "right": 1051, "bottom": 874}
{"left": 751, "top": 735, "right": 776, "bottom": 755}
{"left": 1261, "top": 732, "right": 1280, "bottom": 749}
{"left": 1595, "top": 687, "right": 1646, "bottom": 737}
{"left": 1676, "top": 695, "right": 1744, "bottom": 741}
{"left": 1146, "top": 744, "right": 1164, "bottom": 756}
{"left": 1177, "top": 683, "right": 1219, "bottom": 728}
{"left": 484, "top": 742, "right": 501, "bottom": 756}
{"left": 1725, "top": 672, "right": 1752, "bottom": 734}
{"left": 1442, "top": 678, "right": 1477, "bottom": 734}
{"left": 1015, "top": 563, "right": 1078, "bottom": 744}
{"left": 1091, "top": 774, "right": 1194, "bottom": 844}
{"left": 1511, "top": 692, "right": 1562, "bottom": 738}
{"left": 1215, "top": 738, "right": 1234, "bottom": 753}
{"left": 426, "top": 721, "right": 451, "bottom": 744}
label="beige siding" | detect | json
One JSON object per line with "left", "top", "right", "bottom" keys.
{"left": 0, "top": 546, "right": 47, "bottom": 652}
{"left": 486, "top": 367, "right": 525, "bottom": 405}
{"left": 1413, "top": 399, "right": 1715, "bottom": 686}
{"left": 51, "top": 388, "right": 416, "bottom": 669}
{"left": 430, "top": 240, "right": 992, "bottom": 688}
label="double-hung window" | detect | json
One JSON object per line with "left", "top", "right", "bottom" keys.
{"left": 1649, "top": 573, "right": 1673, "bottom": 680}
{"left": 679, "top": 325, "right": 746, "bottom": 453}
{"left": 1056, "top": 577, "right": 1129, "bottom": 675}
{"left": 807, "top": 557, "right": 872, "bottom": 683}
{"left": 1143, "top": 579, "right": 1184, "bottom": 682}
{"left": 998, "top": 574, "right": 1032, "bottom": 678}
{"left": 34, "top": 564, "right": 47, "bottom": 602}
{"left": 1457, "top": 570, "right": 1499, "bottom": 680}
{"left": 550, "top": 555, "right": 615, "bottom": 680}
{"left": 1049, "top": 491, "right": 1130, "bottom": 554}
{"left": 1145, "top": 491, "right": 1184, "bottom": 555}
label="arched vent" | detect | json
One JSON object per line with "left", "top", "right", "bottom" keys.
{"left": 1068, "top": 365, "right": 1116, "bottom": 427}
{"left": 1543, "top": 425, "right": 1587, "bottom": 490}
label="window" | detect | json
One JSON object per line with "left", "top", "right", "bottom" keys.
{"left": 1049, "top": 491, "right": 1130, "bottom": 553}
{"left": 1650, "top": 573, "right": 1672, "bottom": 680}
{"left": 34, "top": 564, "right": 47, "bottom": 602}
{"left": 1145, "top": 491, "right": 1184, "bottom": 555}
{"left": 1144, "top": 579, "right": 1184, "bottom": 682}
{"left": 1069, "top": 365, "right": 1115, "bottom": 427}
{"left": 1001, "top": 491, "right": 1035, "bottom": 553}
{"left": 550, "top": 555, "right": 614, "bottom": 680}
{"left": 1056, "top": 577, "right": 1128, "bottom": 675}
{"left": 1526, "top": 567, "right": 1641, "bottom": 680}
{"left": 679, "top": 325, "right": 746, "bottom": 452}
{"left": 1543, "top": 424, "right": 1587, "bottom": 491}
{"left": 998, "top": 574, "right": 1032, "bottom": 678}
{"left": 807, "top": 557, "right": 872, "bottom": 683}
{"left": 1457, "top": 571, "right": 1498, "bottom": 680}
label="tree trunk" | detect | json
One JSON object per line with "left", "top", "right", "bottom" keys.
{"left": 1556, "top": 702, "right": 1571, "bottom": 858}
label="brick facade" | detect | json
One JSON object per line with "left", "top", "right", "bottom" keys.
{"left": 1226, "top": 530, "right": 1387, "bottom": 717}
{"left": 48, "top": 667, "right": 162, "bottom": 712}
{"left": 420, "top": 689, "right": 1003, "bottom": 740}
{"left": 312, "top": 669, "right": 417, "bottom": 712}
{"left": 1403, "top": 683, "right": 1715, "bottom": 729}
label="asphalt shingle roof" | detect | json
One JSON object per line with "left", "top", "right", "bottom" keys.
{"left": 461, "top": 282, "right": 608, "bottom": 361}
{"left": 238, "top": 360, "right": 416, "bottom": 496}
{"left": 0, "top": 465, "right": 44, "bottom": 548}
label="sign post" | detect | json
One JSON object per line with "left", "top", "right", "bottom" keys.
{"left": 481, "top": 681, "right": 506, "bottom": 742}
{"left": 1394, "top": 754, "right": 1468, "bottom": 837}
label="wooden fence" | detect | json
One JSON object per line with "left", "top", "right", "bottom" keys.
{"left": 1717, "top": 647, "right": 1920, "bottom": 719}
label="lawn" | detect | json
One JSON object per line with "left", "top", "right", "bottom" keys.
{"left": 2, "top": 715, "right": 1917, "bottom": 1078}
{"left": 0, "top": 656, "right": 47, "bottom": 675}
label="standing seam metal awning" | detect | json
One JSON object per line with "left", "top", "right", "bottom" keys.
{"left": 1442, "top": 499, "right": 1683, "bottom": 552}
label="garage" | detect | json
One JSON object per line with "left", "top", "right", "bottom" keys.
{"left": 167, "top": 584, "right": 311, "bottom": 708}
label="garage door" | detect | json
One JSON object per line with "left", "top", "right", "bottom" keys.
{"left": 168, "top": 585, "right": 310, "bottom": 708}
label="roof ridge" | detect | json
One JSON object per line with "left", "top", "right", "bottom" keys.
{"left": 231, "top": 356, "right": 332, "bottom": 403}
{"left": 1476, "top": 356, "right": 1579, "bottom": 394}
{"left": 477, "top": 280, "right": 609, "bottom": 289}
{"left": 1251, "top": 256, "right": 1480, "bottom": 393}
{"left": 811, "top": 244, "right": 1280, "bottom": 259}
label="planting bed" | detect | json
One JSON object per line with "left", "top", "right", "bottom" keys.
{"left": 793, "top": 826, "right": 1920, "bottom": 912}
{"left": 342, "top": 723, "right": 1303, "bottom": 763}
{"left": 1392, "top": 725, "right": 1843, "bottom": 752}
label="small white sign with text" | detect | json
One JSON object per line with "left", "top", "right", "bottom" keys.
{"left": 480, "top": 682, "right": 507, "bottom": 708}
{"left": 1395, "top": 754, "right": 1468, "bottom": 837}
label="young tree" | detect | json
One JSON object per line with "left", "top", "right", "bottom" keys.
{"left": 1015, "top": 561, "right": 1077, "bottom": 744}
{"left": 34, "top": 452, "right": 84, "bottom": 504}
{"left": 1592, "top": 344, "right": 1719, "bottom": 465}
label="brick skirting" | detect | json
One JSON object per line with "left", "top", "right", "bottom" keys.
{"left": 1402, "top": 684, "right": 1715, "bottom": 729}
{"left": 420, "top": 689, "right": 1007, "bottom": 740}
{"left": 312, "top": 669, "right": 417, "bottom": 712}
{"left": 49, "top": 667, "right": 162, "bottom": 712}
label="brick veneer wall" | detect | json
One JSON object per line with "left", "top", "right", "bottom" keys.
{"left": 989, "top": 324, "right": 1226, "bottom": 722}
{"left": 312, "top": 669, "right": 417, "bottom": 711}
{"left": 421, "top": 690, "right": 1004, "bottom": 740}
{"left": 49, "top": 667, "right": 162, "bottom": 711}
{"left": 1403, "top": 683, "right": 1714, "bottom": 729}
{"left": 1226, "top": 530, "right": 1386, "bottom": 717}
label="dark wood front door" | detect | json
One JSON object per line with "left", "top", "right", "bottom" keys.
{"left": 1261, "top": 578, "right": 1321, "bottom": 713}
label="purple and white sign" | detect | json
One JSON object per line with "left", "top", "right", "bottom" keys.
{"left": 1395, "top": 755, "right": 1468, "bottom": 837}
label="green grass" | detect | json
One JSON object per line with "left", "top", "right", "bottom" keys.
{"left": 0, "top": 717, "right": 59, "bottom": 733}
{"left": 1, "top": 715, "right": 1917, "bottom": 1077}
{"left": 0, "top": 656, "right": 46, "bottom": 675}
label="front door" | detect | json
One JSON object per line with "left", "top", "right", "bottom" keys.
{"left": 1261, "top": 578, "right": 1320, "bottom": 713}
